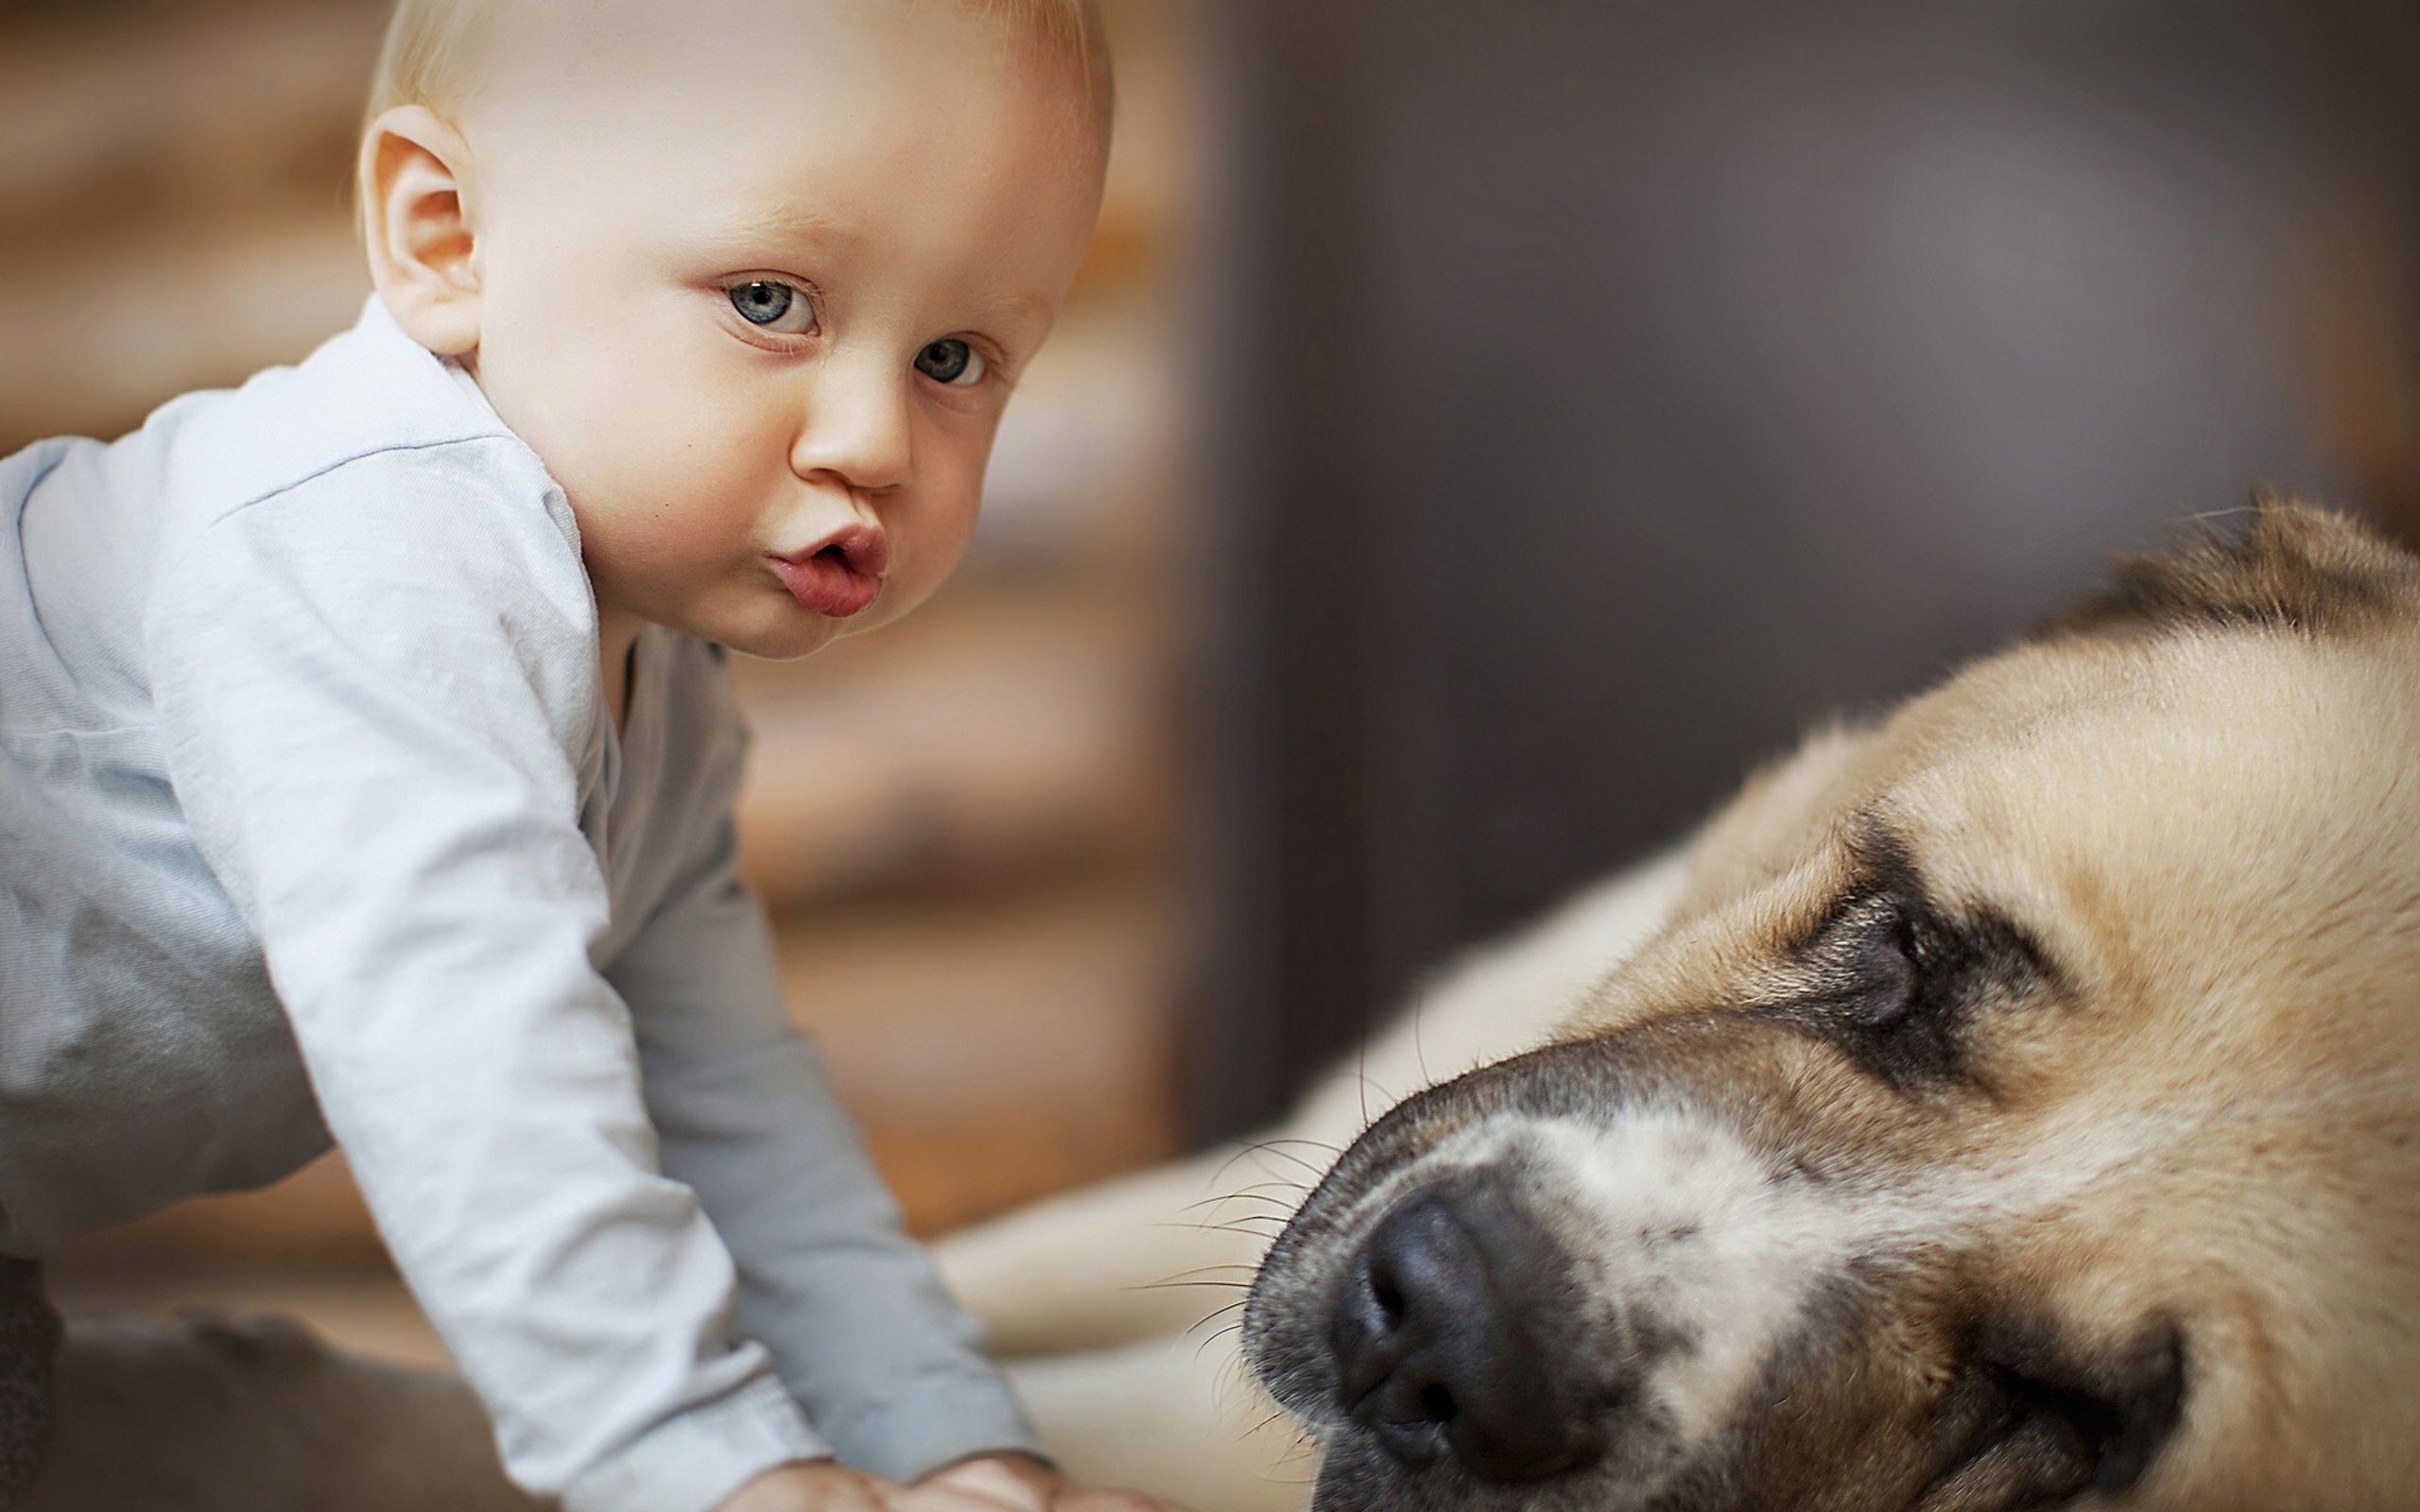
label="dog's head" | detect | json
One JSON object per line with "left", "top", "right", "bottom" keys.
{"left": 1245, "top": 506, "right": 2420, "bottom": 1512}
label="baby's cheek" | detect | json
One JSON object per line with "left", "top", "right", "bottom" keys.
{"left": 908, "top": 457, "right": 991, "bottom": 576}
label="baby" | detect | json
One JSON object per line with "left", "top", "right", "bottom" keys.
{"left": 0, "top": 1, "right": 1179, "bottom": 1510}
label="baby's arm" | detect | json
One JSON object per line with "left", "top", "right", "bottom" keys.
{"left": 145, "top": 453, "right": 827, "bottom": 1512}
{"left": 614, "top": 651, "right": 1188, "bottom": 1512}
{"left": 607, "top": 658, "right": 1038, "bottom": 1480}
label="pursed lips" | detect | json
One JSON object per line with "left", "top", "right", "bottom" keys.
{"left": 769, "top": 524, "right": 890, "bottom": 618}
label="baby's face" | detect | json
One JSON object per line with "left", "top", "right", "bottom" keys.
{"left": 453, "top": 0, "right": 1104, "bottom": 658}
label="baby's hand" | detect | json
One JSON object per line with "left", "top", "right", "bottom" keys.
{"left": 716, "top": 1460, "right": 903, "bottom": 1512}
{"left": 902, "top": 1453, "right": 1189, "bottom": 1512}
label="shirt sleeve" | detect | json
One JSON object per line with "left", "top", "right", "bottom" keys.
{"left": 144, "top": 445, "right": 828, "bottom": 1512}
{"left": 610, "top": 675, "right": 1042, "bottom": 1483}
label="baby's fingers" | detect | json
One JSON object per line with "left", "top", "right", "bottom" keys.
{"left": 1051, "top": 1492, "right": 1191, "bottom": 1512}
{"left": 887, "top": 1482, "right": 1037, "bottom": 1512}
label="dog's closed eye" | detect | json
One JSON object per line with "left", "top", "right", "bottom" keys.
{"left": 1759, "top": 849, "right": 2059, "bottom": 1095}
{"left": 1804, "top": 899, "right": 1924, "bottom": 1030}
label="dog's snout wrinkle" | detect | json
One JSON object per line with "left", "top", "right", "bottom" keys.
{"left": 1330, "top": 1184, "right": 1609, "bottom": 1485}
{"left": 1923, "top": 1314, "right": 2188, "bottom": 1506}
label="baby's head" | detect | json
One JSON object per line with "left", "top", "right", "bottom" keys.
{"left": 356, "top": 0, "right": 1111, "bottom": 658}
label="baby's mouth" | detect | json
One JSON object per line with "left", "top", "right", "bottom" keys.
{"left": 770, "top": 526, "right": 890, "bottom": 619}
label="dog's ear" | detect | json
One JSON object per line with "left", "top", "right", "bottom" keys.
{"left": 2034, "top": 499, "right": 2420, "bottom": 644}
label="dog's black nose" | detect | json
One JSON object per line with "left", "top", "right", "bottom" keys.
{"left": 1328, "top": 1183, "right": 1606, "bottom": 1483}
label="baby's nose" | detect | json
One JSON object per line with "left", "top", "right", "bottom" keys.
{"left": 790, "top": 363, "right": 914, "bottom": 493}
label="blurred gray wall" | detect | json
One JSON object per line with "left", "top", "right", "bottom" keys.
{"left": 1190, "top": 0, "right": 2414, "bottom": 1138}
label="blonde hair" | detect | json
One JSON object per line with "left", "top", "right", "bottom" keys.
{"left": 365, "top": 0, "right": 1114, "bottom": 137}
{"left": 363, "top": 0, "right": 492, "bottom": 124}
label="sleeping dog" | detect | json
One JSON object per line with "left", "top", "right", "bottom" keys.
{"left": 944, "top": 504, "right": 2420, "bottom": 1512}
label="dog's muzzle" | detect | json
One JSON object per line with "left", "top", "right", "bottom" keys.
{"left": 1328, "top": 1179, "right": 1612, "bottom": 1484}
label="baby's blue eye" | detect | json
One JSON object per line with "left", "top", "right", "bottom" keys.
{"left": 914, "top": 337, "right": 986, "bottom": 387}
{"left": 728, "top": 280, "right": 816, "bottom": 335}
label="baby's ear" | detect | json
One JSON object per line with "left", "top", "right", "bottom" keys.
{"left": 359, "top": 105, "right": 484, "bottom": 357}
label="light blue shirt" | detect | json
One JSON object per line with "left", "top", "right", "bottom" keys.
{"left": 0, "top": 298, "right": 1036, "bottom": 1510}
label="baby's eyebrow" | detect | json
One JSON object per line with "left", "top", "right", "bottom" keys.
{"left": 984, "top": 289, "right": 1059, "bottom": 335}
{"left": 699, "top": 200, "right": 859, "bottom": 257}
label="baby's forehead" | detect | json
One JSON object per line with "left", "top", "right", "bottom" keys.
{"left": 451, "top": 0, "right": 1090, "bottom": 114}
{"left": 419, "top": 0, "right": 1108, "bottom": 192}
{"left": 430, "top": 0, "right": 1105, "bottom": 276}
{"left": 474, "top": 0, "right": 929, "bottom": 91}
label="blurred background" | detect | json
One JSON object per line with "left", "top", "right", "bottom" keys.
{"left": 5, "top": 0, "right": 2418, "bottom": 1380}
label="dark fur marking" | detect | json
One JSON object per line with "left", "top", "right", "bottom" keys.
{"left": 1922, "top": 1314, "right": 2187, "bottom": 1507}
{"left": 1758, "top": 837, "right": 2061, "bottom": 1095}
{"left": 2031, "top": 500, "right": 2420, "bottom": 645}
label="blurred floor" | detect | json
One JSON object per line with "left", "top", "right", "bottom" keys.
{"left": 11, "top": 0, "right": 1204, "bottom": 1371}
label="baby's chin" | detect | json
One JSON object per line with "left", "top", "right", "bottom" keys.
{"left": 701, "top": 594, "right": 891, "bottom": 662}
{"left": 712, "top": 614, "right": 847, "bottom": 663}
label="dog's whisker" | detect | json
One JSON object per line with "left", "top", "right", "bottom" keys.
{"left": 1191, "top": 1320, "right": 1246, "bottom": 1360}
{"left": 1206, "top": 1179, "right": 1309, "bottom": 1202}
{"left": 1150, "top": 1214, "right": 1281, "bottom": 1231}
{"left": 1146, "top": 1263, "right": 1260, "bottom": 1280}
{"left": 1194, "top": 1206, "right": 1294, "bottom": 1227}
{"left": 1246, "top": 1151, "right": 1327, "bottom": 1181}
{"left": 1254, "top": 1136, "right": 1342, "bottom": 1156}
{"left": 1151, "top": 1218, "right": 1287, "bottom": 1240}
{"left": 1233, "top": 1139, "right": 1341, "bottom": 1178}
{"left": 1177, "top": 1187, "right": 1300, "bottom": 1214}
{"left": 1225, "top": 1177, "right": 1310, "bottom": 1196}
{"left": 1211, "top": 1144, "right": 1322, "bottom": 1191}
{"left": 1182, "top": 1299, "right": 1250, "bottom": 1335}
